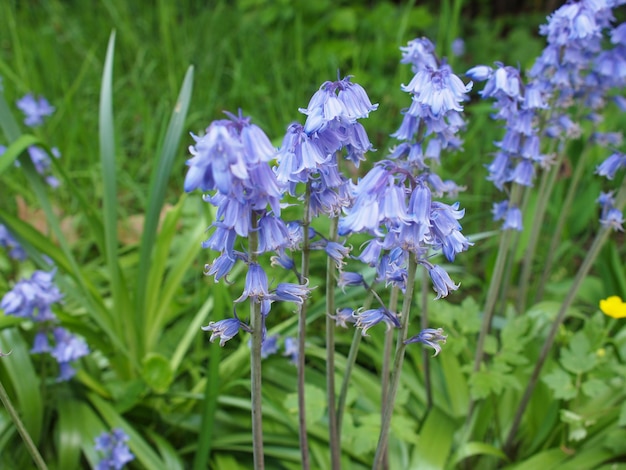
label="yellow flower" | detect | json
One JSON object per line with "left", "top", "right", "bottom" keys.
{"left": 599, "top": 296, "right": 626, "bottom": 319}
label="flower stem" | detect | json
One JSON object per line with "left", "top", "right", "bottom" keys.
{"left": 249, "top": 213, "right": 265, "bottom": 470}
{"left": 536, "top": 149, "right": 588, "bottom": 303}
{"left": 473, "top": 184, "right": 522, "bottom": 373}
{"left": 420, "top": 268, "right": 433, "bottom": 411}
{"left": 297, "top": 183, "right": 312, "bottom": 470}
{"left": 373, "top": 255, "right": 418, "bottom": 469}
{"left": 503, "top": 176, "right": 626, "bottom": 455}
{"left": 325, "top": 217, "right": 340, "bottom": 470}
{"left": 337, "top": 291, "right": 373, "bottom": 435}
{"left": 380, "top": 286, "right": 400, "bottom": 470}
{"left": 516, "top": 151, "right": 564, "bottom": 313}
{"left": 0, "top": 377, "right": 48, "bottom": 470}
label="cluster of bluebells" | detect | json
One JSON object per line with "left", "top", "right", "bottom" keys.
{"left": 335, "top": 37, "right": 472, "bottom": 336}
{"left": 0, "top": 92, "right": 61, "bottom": 188}
{"left": 94, "top": 428, "right": 135, "bottom": 470}
{"left": 467, "top": 0, "right": 626, "bottom": 231}
{"left": 0, "top": 269, "right": 89, "bottom": 381}
{"left": 184, "top": 110, "right": 313, "bottom": 346}
{"left": 188, "top": 71, "right": 452, "bottom": 356}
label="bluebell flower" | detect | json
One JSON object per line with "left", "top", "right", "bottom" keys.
{"left": 273, "top": 281, "right": 311, "bottom": 305}
{"left": 16, "top": 93, "right": 55, "bottom": 127}
{"left": 201, "top": 314, "right": 251, "bottom": 347}
{"left": 404, "top": 328, "right": 447, "bottom": 356}
{"left": 31, "top": 330, "right": 51, "bottom": 353}
{"left": 1, "top": 269, "right": 63, "bottom": 321}
{"left": 0, "top": 224, "right": 28, "bottom": 260}
{"left": 27, "top": 146, "right": 61, "bottom": 187}
{"left": 260, "top": 334, "right": 279, "bottom": 358}
{"left": 283, "top": 336, "right": 298, "bottom": 364}
{"left": 337, "top": 271, "right": 365, "bottom": 291}
{"left": 299, "top": 75, "right": 378, "bottom": 134}
{"left": 353, "top": 308, "right": 400, "bottom": 336}
{"left": 329, "top": 308, "right": 356, "bottom": 328}
{"left": 236, "top": 263, "right": 270, "bottom": 303}
{"left": 596, "top": 151, "right": 626, "bottom": 180}
{"left": 256, "top": 213, "right": 290, "bottom": 254}
{"left": 204, "top": 253, "right": 237, "bottom": 282}
{"left": 248, "top": 333, "right": 280, "bottom": 359}
{"left": 400, "top": 37, "right": 438, "bottom": 72}
{"left": 427, "top": 264, "right": 460, "bottom": 299}
{"left": 451, "top": 38, "right": 465, "bottom": 57}
{"left": 95, "top": 428, "right": 135, "bottom": 470}
{"left": 270, "top": 251, "right": 296, "bottom": 271}
{"left": 50, "top": 327, "right": 89, "bottom": 380}
{"left": 600, "top": 208, "right": 625, "bottom": 231}
{"left": 402, "top": 66, "right": 472, "bottom": 117}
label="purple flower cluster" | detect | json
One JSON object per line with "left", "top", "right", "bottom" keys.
{"left": 276, "top": 75, "right": 378, "bottom": 218}
{"left": 392, "top": 37, "right": 471, "bottom": 175}
{"left": 468, "top": 0, "right": 626, "bottom": 230}
{"left": 0, "top": 93, "right": 61, "bottom": 187}
{"left": 94, "top": 428, "right": 135, "bottom": 470}
{"left": 185, "top": 111, "right": 318, "bottom": 346}
{"left": 0, "top": 269, "right": 89, "bottom": 381}
{"left": 338, "top": 40, "right": 472, "bottom": 308}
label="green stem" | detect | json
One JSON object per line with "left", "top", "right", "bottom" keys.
{"left": 0, "top": 377, "right": 48, "bottom": 470}
{"left": 380, "top": 287, "right": 400, "bottom": 470}
{"left": 337, "top": 291, "right": 374, "bottom": 435}
{"left": 473, "top": 184, "right": 523, "bottom": 374}
{"left": 297, "top": 183, "right": 312, "bottom": 470}
{"left": 249, "top": 213, "right": 264, "bottom": 470}
{"left": 536, "top": 150, "right": 588, "bottom": 303}
{"left": 517, "top": 152, "right": 564, "bottom": 313}
{"left": 373, "top": 256, "right": 418, "bottom": 469}
{"left": 503, "top": 177, "right": 626, "bottom": 455}
{"left": 420, "top": 268, "right": 432, "bottom": 411}
{"left": 325, "top": 217, "right": 340, "bottom": 470}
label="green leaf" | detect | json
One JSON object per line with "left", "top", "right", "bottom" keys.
{"left": 581, "top": 378, "right": 609, "bottom": 398}
{"left": 0, "top": 134, "right": 40, "bottom": 175}
{"left": 136, "top": 65, "right": 194, "bottom": 344}
{"left": 618, "top": 401, "right": 626, "bottom": 426}
{"left": 0, "top": 329, "right": 43, "bottom": 442}
{"left": 284, "top": 384, "right": 326, "bottom": 425}
{"left": 542, "top": 368, "right": 578, "bottom": 400}
{"left": 450, "top": 442, "right": 509, "bottom": 467}
{"left": 410, "top": 408, "right": 456, "bottom": 469}
{"left": 141, "top": 352, "right": 174, "bottom": 394}
{"left": 560, "top": 333, "right": 596, "bottom": 374}
{"left": 99, "top": 30, "right": 135, "bottom": 359}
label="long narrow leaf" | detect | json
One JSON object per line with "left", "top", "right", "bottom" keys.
{"left": 136, "top": 65, "right": 194, "bottom": 354}
{"left": 99, "top": 31, "right": 135, "bottom": 364}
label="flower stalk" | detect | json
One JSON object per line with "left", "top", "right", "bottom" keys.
{"left": 248, "top": 213, "right": 265, "bottom": 470}
{"left": 373, "top": 256, "right": 418, "bottom": 469}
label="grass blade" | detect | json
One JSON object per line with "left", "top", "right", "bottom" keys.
{"left": 136, "top": 65, "right": 194, "bottom": 353}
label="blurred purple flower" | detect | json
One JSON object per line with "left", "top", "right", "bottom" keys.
{"left": 95, "top": 428, "right": 135, "bottom": 470}
{"left": 16, "top": 93, "right": 55, "bottom": 127}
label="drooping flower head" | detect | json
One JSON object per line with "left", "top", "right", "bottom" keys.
{"left": 404, "top": 328, "right": 447, "bottom": 356}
